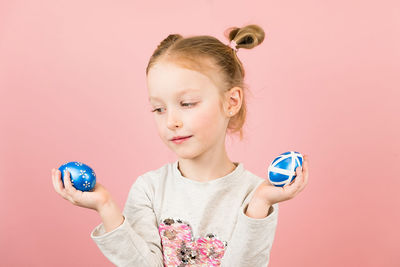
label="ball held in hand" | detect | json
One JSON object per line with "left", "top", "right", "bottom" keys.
{"left": 58, "top": 161, "right": 96, "bottom": 192}
{"left": 268, "top": 151, "right": 303, "bottom": 187}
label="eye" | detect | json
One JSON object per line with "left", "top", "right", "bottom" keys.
{"left": 151, "top": 107, "right": 164, "bottom": 113}
{"left": 150, "top": 102, "right": 197, "bottom": 114}
{"left": 181, "top": 102, "right": 196, "bottom": 107}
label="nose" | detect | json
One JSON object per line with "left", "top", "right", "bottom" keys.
{"left": 166, "top": 108, "right": 183, "bottom": 129}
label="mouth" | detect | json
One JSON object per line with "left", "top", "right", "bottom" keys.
{"left": 171, "top": 135, "right": 193, "bottom": 143}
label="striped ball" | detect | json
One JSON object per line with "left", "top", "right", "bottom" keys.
{"left": 268, "top": 151, "right": 303, "bottom": 187}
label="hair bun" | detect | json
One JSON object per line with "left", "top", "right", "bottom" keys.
{"left": 224, "top": 24, "right": 265, "bottom": 50}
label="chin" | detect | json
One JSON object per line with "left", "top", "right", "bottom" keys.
{"left": 174, "top": 151, "right": 198, "bottom": 159}
{"left": 172, "top": 147, "right": 203, "bottom": 159}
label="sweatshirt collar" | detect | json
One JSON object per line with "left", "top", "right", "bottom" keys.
{"left": 172, "top": 160, "right": 244, "bottom": 185}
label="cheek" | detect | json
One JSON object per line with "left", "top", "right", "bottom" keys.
{"left": 190, "top": 102, "right": 224, "bottom": 134}
{"left": 152, "top": 117, "right": 166, "bottom": 138}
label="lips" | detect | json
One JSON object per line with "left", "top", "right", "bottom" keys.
{"left": 171, "top": 135, "right": 192, "bottom": 141}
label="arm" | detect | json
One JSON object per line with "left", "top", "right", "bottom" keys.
{"left": 245, "top": 196, "right": 273, "bottom": 219}
{"left": 90, "top": 175, "right": 164, "bottom": 267}
{"left": 97, "top": 199, "right": 124, "bottom": 233}
{"left": 221, "top": 181, "right": 279, "bottom": 267}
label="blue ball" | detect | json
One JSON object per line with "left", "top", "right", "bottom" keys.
{"left": 268, "top": 151, "right": 303, "bottom": 187}
{"left": 58, "top": 161, "right": 96, "bottom": 192}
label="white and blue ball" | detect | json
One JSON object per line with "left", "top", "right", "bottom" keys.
{"left": 268, "top": 151, "right": 303, "bottom": 187}
{"left": 58, "top": 161, "right": 96, "bottom": 192}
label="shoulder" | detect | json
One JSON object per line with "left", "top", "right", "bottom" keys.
{"left": 125, "top": 161, "right": 173, "bottom": 202}
{"left": 130, "top": 161, "right": 173, "bottom": 191}
{"left": 140, "top": 161, "right": 172, "bottom": 183}
{"left": 241, "top": 167, "right": 265, "bottom": 187}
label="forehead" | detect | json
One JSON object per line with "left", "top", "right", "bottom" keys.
{"left": 147, "top": 61, "right": 215, "bottom": 102}
{"left": 148, "top": 88, "right": 202, "bottom": 101}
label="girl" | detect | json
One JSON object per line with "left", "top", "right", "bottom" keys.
{"left": 51, "top": 24, "right": 309, "bottom": 267}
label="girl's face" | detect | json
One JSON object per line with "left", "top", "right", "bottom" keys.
{"left": 147, "top": 61, "right": 230, "bottom": 159}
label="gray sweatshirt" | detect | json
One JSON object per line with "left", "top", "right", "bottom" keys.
{"left": 90, "top": 160, "right": 279, "bottom": 267}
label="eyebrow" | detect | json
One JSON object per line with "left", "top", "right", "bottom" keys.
{"left": 148, "top": 88, "right": 201, "bottom": 101}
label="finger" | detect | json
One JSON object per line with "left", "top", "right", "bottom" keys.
{"left": 52, "top": 169, "right": 70, "bottom": 199}
{"left": 284, "top": 167, "right": 303, "bottom": 194}
{"left": 64, "top": 170, "right": 83, "bottom": 203}
{"left": 298, "top": 155, "right": 309, "bottom": 191}
{"left": 51, "top": 168, "right": 58, "bottom": 191}
{"left": 294, "top": 166, "right": 304, "bottom": 188}
{"left": 63, "top": 169, "right": 78, "bottom": 195}
{"left": 52, "top": 169, "right": 64, "bottom": 193}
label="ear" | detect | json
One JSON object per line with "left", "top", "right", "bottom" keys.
{"left": 224, "top": 87, "right": 243, "bottom": 116}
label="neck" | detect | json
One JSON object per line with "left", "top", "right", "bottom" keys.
{"left": 177, "top": 151, "right": 237, "bottom": 182}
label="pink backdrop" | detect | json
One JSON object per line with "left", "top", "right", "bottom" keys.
{"left": 1, "top": 0, "right": 399, "bottom": 266}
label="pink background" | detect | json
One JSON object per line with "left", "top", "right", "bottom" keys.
{"left": 1, "top": 0, "right": 399, "bottom": 266}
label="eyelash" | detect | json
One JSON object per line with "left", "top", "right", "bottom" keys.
{"left": 151, "top": 102, "right": 197, "bottom": 113}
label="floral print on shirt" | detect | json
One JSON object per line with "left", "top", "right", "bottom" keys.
{"left": 158, "top": 218, "right": 227, "bottom": 267}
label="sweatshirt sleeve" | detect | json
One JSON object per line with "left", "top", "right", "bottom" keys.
{"left": 90, "top": 175, "right": 164, "bottom": 267}
{"left": 221, "top": 187, "right": 279, "bottom": 267}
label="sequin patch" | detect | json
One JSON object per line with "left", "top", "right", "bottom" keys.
{"left": 158, "top": 218, "right": 227, "bottom": 266}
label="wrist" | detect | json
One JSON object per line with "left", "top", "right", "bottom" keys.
{"left": 97, "top": 199, "right": 117, "bottom": 215}
{"left": 253, "top": 181, "right": 274, "bottom": 207}
{"left": 97, "top": 199, "right": 124, "bottom": 233}
{"left": 245, "top": 198, "right": 272, "bottom": 219}
{"left": 252, "top": 192, "right": 273, "bottom": 207}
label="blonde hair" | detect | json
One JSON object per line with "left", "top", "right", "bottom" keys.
{"left": 146, "top": 24, "right": 265, "bottom": 141}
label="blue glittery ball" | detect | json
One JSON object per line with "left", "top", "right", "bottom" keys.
{"left": 58, "top": 161, "right": 96, "bottom": 192}
{"left": 268, "top": 151, "right": 303, "bottom": 187}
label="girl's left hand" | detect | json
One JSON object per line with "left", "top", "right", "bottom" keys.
{"left": 254, "top": 155, "right": 310, "bottom": 206}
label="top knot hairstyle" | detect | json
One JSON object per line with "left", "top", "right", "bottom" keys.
{"left": 146, "top": 24, "right": 265, "bottom": 141}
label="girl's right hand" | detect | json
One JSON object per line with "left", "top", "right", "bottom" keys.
{"left": 51, "top": 168, "right": 112, "bottom": 212}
